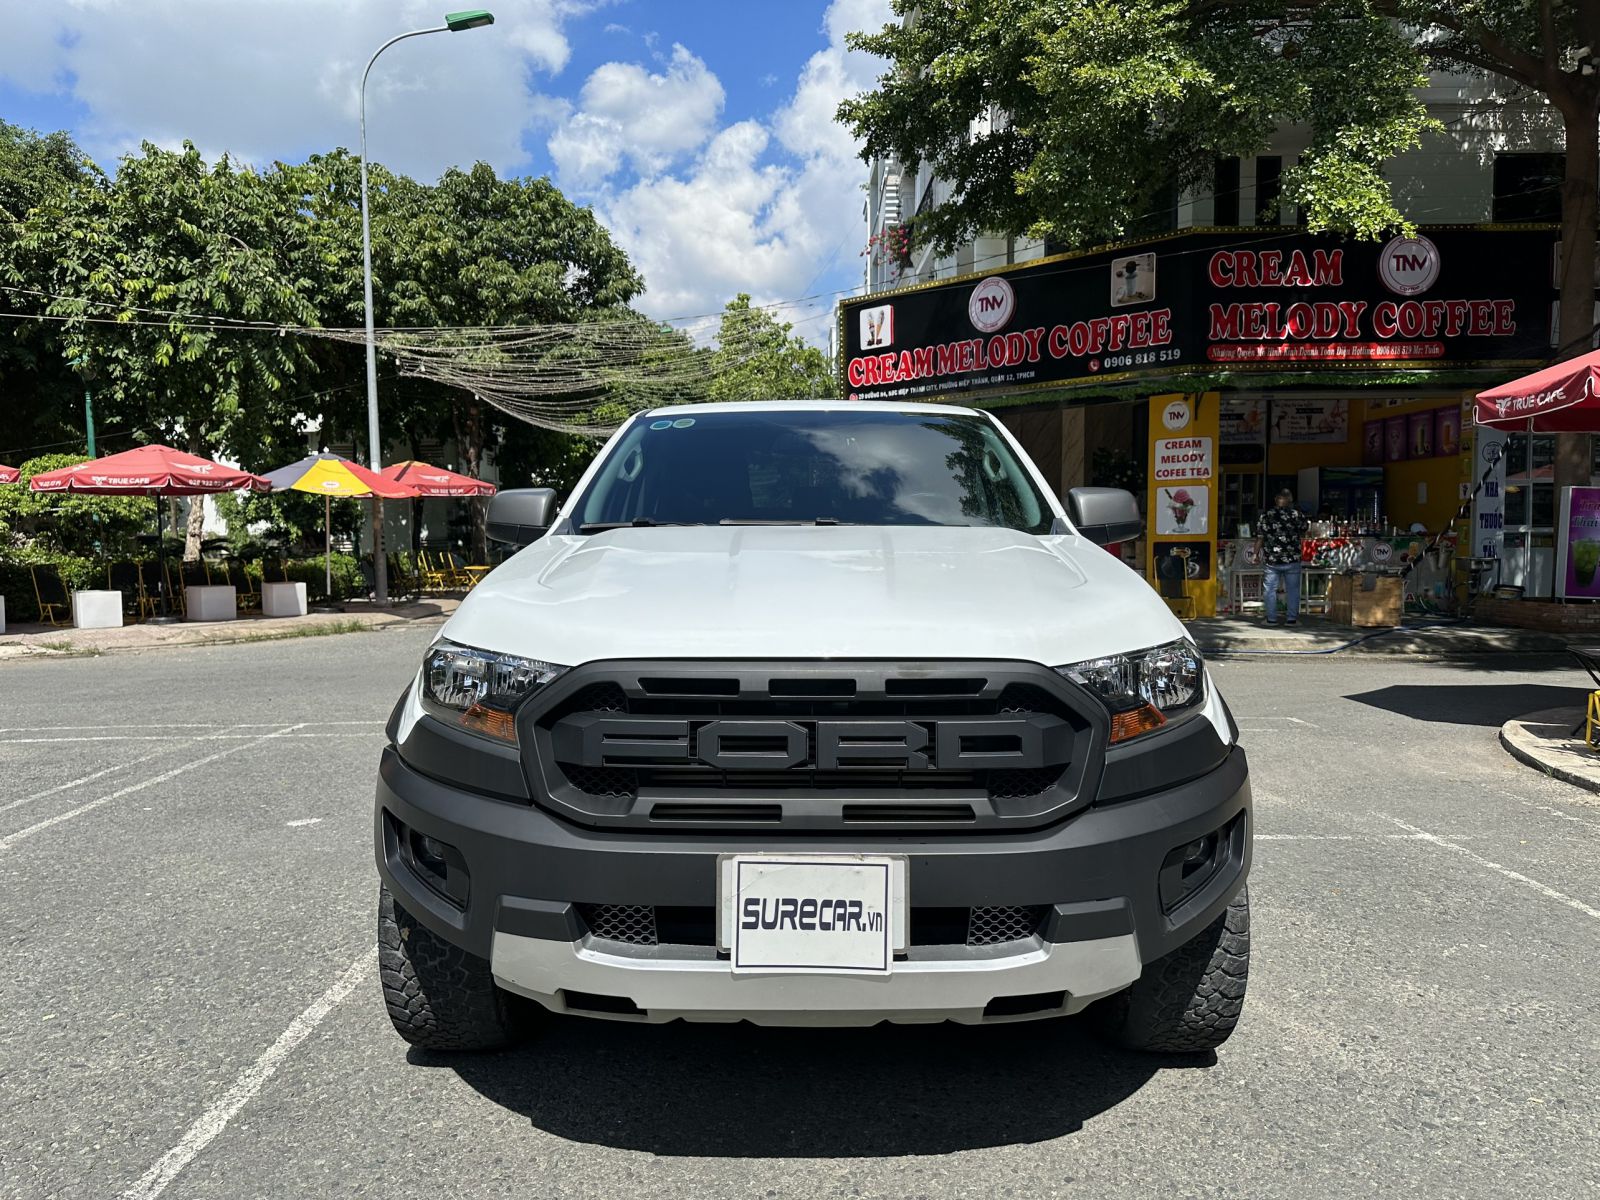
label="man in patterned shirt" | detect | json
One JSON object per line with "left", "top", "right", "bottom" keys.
{"left": 1256, "top": 489, "right": 1309, "bottom": 625}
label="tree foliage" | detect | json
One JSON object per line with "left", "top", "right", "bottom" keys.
{"left": 0, "top": 137, "right": 662, "bottom": 559}
{"left": 707, "top": 294, "right": 836, "bottom": 403}
{"left": 0, "top": 454, "right": 151, "bottom": 556}
{"left": 0, "top": 121, "right": 94, "bottom": 461}
{"left": 839, "top": 1, "right": 1438, "bottom": 251}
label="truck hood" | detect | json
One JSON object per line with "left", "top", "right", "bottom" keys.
{"left": 441, "top": 526, "right": 1188, "bottom": 667}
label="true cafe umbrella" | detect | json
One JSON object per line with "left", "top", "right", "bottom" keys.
{"left": 1475, "top": 347, "right": 1600, "bottom": 432}
{"left": 379, "top": 460, "right": 497, "bottom": 497}
{"left": 28, "top": 444, "right": 269, "bottom": 619}
{"left": 260, "top": 453, "right": 416, "bottom": 601}
{"left": 379, "top": 460, "right": 497, "bottom": 592}
{"left": 0, "top": 464, "right": 19, "bottom": 484}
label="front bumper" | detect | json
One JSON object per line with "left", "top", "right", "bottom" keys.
{"left": 375, "top": 742, "right": 1250, "bottom": 1026}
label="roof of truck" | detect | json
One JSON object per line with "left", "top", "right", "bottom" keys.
{"left": 642, "top": 399, "right": 983, "bottom": 419}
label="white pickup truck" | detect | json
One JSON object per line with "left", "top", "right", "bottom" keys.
{"left": 374, "top": 400, "right": 1250, "bottom": 1053}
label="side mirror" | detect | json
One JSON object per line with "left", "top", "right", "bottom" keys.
{"left": 1067, "top": 487, "right": 1143, "bottom": 546}
{"left": 487, "top": 488, "right": 560, "bottom": 546}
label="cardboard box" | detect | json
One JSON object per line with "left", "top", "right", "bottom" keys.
{"left": 1327, "top": 573, "right": 1403, "bottom": 627}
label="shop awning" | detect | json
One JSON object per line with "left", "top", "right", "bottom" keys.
{"left": 1475, "top": 348, "right": 1600, "bottom": 431}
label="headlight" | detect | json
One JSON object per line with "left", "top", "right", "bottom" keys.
{"left": 1058, "top": 639, "right": 1203, "bottom": 743}
{"left": 420, "top": 639, "right": 569, "bottom": 744}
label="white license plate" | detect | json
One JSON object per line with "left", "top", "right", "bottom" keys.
{"left": 718, "top": 854, "right": 908, "bottom": 975}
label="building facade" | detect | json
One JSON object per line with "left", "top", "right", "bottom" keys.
{"left": 851, "top": 72, "right": 1586, "bottom": 612}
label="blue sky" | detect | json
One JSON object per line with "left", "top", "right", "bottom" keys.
{"left": 0, "top": 0, "right": 893, "bottom": 342}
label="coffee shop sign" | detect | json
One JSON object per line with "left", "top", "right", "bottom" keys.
{"left": 1154, "top": 436, "right": 1213, "bottom": 481}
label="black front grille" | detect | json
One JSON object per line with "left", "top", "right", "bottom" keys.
{"left": 521, "top": 662, "right": 1104, "bottom": 832}
{"left": 576, "top": 904, "right": 1048, "bottom": 948}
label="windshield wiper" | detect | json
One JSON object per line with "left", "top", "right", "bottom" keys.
{"left": 577, "top": 519, "right": 705, "bottom": 532}
{"left": 718, "top": 517, "right": 856, "bottom": 526}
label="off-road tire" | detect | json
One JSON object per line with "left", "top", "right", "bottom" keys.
{"left": 378, "top": 885, "right": 520, "bottom": 1051}
{"left": 1095, "top": 886, "right": 1250, "bottom": 1053}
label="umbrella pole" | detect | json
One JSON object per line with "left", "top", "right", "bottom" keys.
{"left": 154, "top": 492, "right": 174, "bottom": 623}
{"left": 325, "top": 494, "right": 332, "bottom": 603}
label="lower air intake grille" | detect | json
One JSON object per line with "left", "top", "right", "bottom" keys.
{"left": 966, "top": 906, "right": 1047, "bottom": 946}
{"left": 578, "top": 904, "right": 657, "bottom": 945}
{"left": 575, "top": 904, "right": 1048, "bottom": 948}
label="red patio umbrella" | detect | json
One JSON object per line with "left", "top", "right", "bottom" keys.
{"left": 0, "top": 464, "right": 18, "bottom": 484}
{"left": 30, "top": 444, "right": 268, "bottom": 619}
{"left": 379, "top": 460, "right": 497, "bottom": 497}
{"left": 1475, "top": 347, "right": 1600, "bottom": 431}
{"left": 379, "top": 461, "right": 497, "bottom": 594}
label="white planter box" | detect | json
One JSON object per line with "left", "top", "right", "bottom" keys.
{"left": 261, "top": 581, "right": 308, "bottom": 618}
{"left": 185, "top": 585, "right": 237, "bottom": 622}
{"left": 72, "top": 590, "right": 124, "bottom": 629}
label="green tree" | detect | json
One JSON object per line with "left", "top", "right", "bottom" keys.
{"left": 0, "top": 121, "right": 93, "bottom": 462}
{"left": 840, "top": 0, "right": 1600, "bottom": 486}
{"left": 313, "top": 161, "right": 645, "bottom": 557}
{"left": 10, "top": 142, "right": 320, "bottom": 555}
{"left": 0, "top": 454, "right": 150, "bottom": 557}
{"left": 707, "top": 294, "right": 836, "bottom": 402}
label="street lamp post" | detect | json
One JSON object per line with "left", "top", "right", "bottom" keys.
{"left": 359, "top": 9, "right": 494, "bottom": 606}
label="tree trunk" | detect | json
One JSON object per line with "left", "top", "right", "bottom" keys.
{"left": 456, "top": 398, "right": 489, "bottom": 563}
{"left": 183, "top": 432, "right": 207, "bottom": 561}
{"left": 1554, "top": 100, "right": 1599, "bottom": 491}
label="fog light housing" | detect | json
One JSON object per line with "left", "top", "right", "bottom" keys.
{"left": 1159, "top": 830, "right": 1221, "bottom": 912}
{"left": 397, "top": 820, "right": 470, "bottom": 908}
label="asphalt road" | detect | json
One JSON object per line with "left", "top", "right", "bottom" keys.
{"left": 2, "top": 630, "right": 1598, "bottom": 1199}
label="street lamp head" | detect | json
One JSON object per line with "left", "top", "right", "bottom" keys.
{"left": 445, "top": 9, "right": 494, "bottom": 31}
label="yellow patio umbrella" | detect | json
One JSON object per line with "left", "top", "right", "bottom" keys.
{"left": 261, "top": 453, "right": 417, "bottom": 599}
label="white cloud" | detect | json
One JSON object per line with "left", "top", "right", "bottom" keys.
{"left": 547, "top": 44, "right": 724, "bottom": 186}
{"left": 0, "top": 0, "right": 582, "bottom": 179}
{"left": 2, "top": 0, "right": 896, "bottom": 342}
{"left": 593, "top": 0, "right": 893, "bottom": 336}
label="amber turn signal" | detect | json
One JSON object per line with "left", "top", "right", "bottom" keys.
{"left": 1109, "top": 704, "right": 1167, "bottom": 744}
{"left": 461, "top": 703, "right": 517, "bottom": 743}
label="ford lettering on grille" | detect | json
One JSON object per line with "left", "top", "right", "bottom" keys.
{"left": 551, "top": 715, "right": 1069, "bottom": 771}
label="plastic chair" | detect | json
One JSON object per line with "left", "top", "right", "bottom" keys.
{"left": 419, "top": 550, "right": 453, "bottom": 594}
{"left": 107, "top": 561, "right": 156, "bottom": 622}
{"left": 30, "top": 565, "right": 72, "bottom": 627}
{"left": 224, "top": 560, "right": 260, "bottom": 611}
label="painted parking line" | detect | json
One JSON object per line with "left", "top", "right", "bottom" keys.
{"left": 1499, "top": 790, "right": 1600, "bottom": 832}
{"left": 0, "top": 724, "right": 307, "bottom": 851}
{"left": 1377, "top": 813, "right": 1600, "bottom": 922}
{"left": 1256, "top": 832, "right": 1431, "bottom": 841}
{"left": 0, "top": 733, "right": 380, "bottom": 743}
{"left": 0, "top": 721, "right": 384, "bottom": 734}
{"left": 0, "top": 748, "right": 185, "bottom": 815}
{"left": 119, "top": 952, "right": 372, "bottom": 1200}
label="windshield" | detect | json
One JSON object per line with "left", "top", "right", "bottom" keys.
{"left": 571, "top": 409, "right": 1054, "bottom": 534}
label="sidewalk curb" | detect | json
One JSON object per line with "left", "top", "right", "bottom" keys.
{"left": 1499, "top": 706, "right": 1600, "bottom": 795}
{"left": 0, "top": 610, "right": 449, "bottom": 661}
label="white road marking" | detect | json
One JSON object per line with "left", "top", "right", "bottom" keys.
{"left": 1377, "top": 813, "right": 1600, "bottom": 922}
{"left": 0, "top": 733, "right": 378, "bottom": 744}
{"left": 0, "top": 724, "right": 308, "bottom": 851}
{"left": 0, "top": 749, "right": 180, "bottom": 815}
{"left": 285, "top": 818, "right": 323, "bottom": 828}
{"left": 119, "top": 953, "right": 372, "bottom": 1200}
{"left": 1499, "top": 790, "right": 1600, "bottom": 831}
{"left": 0, "top": 721, "right": 384, "bottom": 733}
{"left": 1256, "top": 833, "right": 1432, "bottom": 841}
